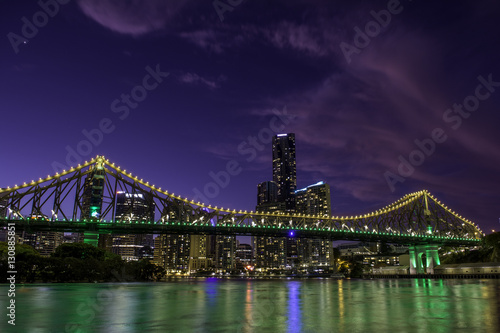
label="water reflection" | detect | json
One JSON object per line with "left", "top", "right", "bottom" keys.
{"left": 0, "top": 279, "right": 498, "bottom": 332}
{"left": 286, "top": 281, "right": 301, "bottom": 333}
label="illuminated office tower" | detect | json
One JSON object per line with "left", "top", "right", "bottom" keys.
{"left": 272, "top": 133, "right": 296, "bottom": 211}
{"left": 273, "top": 133, "right": 299, "bottom": 266}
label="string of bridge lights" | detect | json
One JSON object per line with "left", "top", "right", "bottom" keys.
{"left": 0, "top": 155, "right": 484, "bottom": 236}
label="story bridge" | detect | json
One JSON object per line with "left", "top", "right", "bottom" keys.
{"left": 0, "top": 156, "right": 484, "bottom": 274}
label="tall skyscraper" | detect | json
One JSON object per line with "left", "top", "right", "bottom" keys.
{"left": 272, "top": 133, "right": 296, "bottom": 211}
{"left": 254, "top": 133, "right": 297, "bottom": 270}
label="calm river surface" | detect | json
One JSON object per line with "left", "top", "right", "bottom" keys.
{"left": 1, "top": 278, "right": 499, "bottom": 332}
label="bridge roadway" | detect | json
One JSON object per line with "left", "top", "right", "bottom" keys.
{"left": 2, "top": 217, "right": 480, "bottom": 247}
{"left": 0, "top": 155, "right": 484, "bottom": 252}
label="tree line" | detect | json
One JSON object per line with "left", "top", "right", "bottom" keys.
{"left": 0, "top": 242, "right": 165, "bottom": 283}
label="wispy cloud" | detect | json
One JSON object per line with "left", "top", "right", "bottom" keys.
{"left": 178, "top": 72, "right": 225, "bottom": 89}
{"left": 179, "top": 30, "right": 226, "bottom": 53}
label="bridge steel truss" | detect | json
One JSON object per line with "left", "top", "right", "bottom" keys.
{"left": 0, "top": 156, "right": 483, "bottom": 246}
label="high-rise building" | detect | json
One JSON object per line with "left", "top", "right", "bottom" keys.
{"left": 254, "top": 182, "right": 287, "bottom": 270}
{"left": 2, "top": 186, "right": 65, "bottom": 256}
{"left": 272, "top": 133, "right": 296, "bottom": 211}
{"left": 254, "top": 237, "right": 286, "bottom": 269}
{"left": 189, "top": 235, "right": 213, "bottom": 272}
{"left": 0, "top": 194, "right": 9, "bottom": 242}
{"left": 115, "top": 191, "right": 154, "bottom": 222}
{"left": 16, "top": 231, "right": 64, "bottom": 257}
{"left": 295, "top": 181, "right": 333, "bottom": 266}
{"left": 0, "top": 193, "right": 7, "bottom": 218}
{"left": 257, "top": 181, "right": 278, "bottom": 206}
{"left": 80, "top": 167, "right": 105, "bottom": 220}
{"left": 295, "top": 181, "right": 332, "bottom": 216}
{"left": 214, "top": 235, "right": 236, "bottom": 272}
{"left": 235, "top": 243, "right": 253, "bottom": 269}
{"left": 153, "top": 202, "right": 195, "bottom": 273}
{"left": 153, "top": 234, "right": 190, "bottom": 274}
{"left": 99, "top": 191, "right": 155, "bottom": 261}
{"left": 254, "top": 133, "right": 297, "bottom": 270}
{"left": 256, "top": 181, "right": 284, "bottom": 212}
{"left": 78, "top": 167, "right": 106, "bottom": 246}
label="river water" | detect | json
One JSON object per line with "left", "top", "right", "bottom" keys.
{"left": 1, "top": 278, "right": 499, "bottom": 332}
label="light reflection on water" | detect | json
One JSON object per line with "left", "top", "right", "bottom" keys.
{"left": 0, "top": 278, "right": 498, "bottom": 332}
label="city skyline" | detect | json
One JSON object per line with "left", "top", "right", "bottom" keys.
{"left": 1, "top": 1, "right": 499, "bottom": 233}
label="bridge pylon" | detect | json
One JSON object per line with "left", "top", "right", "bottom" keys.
{"left": 409, "top": 244, "right": 441, "bottom": 274}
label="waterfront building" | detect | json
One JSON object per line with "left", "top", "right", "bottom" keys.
{"left": 189, "top": 234, "right": 214, "bottom": 272}
{"left": 235, "top": 243, "right": 253, "bottom": 269}
{"left": 153, "top": 234, "right": 191, "bottom": 274}
{"left": 254, "top": 183, "right": 287, "bottom": 269}
{"left": 295, "top": 181, "right": 333, "bottom": 266}
{"left": 254, "top": 236, "right": 286, "bottom": 269}
{"left": 214, "top": 235, "right": 236, "bottom": 272}
{"left": 16, "top": 230, "right": 64, "bottom": 256}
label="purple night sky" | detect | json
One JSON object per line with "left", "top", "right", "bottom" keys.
{"left": 1, "top": 1, "right": 499, "bottom": 233}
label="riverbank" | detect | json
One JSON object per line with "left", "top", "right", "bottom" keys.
{"left": 366, "top": 273, "right": 500, "bottom": 279}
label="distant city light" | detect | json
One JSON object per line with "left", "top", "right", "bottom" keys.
{"left": 289, "top": 230, "right": 295, "bottom": 237}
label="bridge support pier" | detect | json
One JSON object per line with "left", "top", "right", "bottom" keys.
{"left": 409, "top": 244, "right": 440, "bottom": 275}
{"left": 83, "top": 231, "right": 99, "bottom": 247}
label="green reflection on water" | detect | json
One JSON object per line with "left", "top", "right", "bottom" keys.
{"left": 0, "top": 279, "right": 498, "bottom": 333}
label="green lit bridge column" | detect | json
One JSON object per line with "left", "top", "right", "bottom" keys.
{"left": 425, "top": 245, "right": 440, "bottom": 274}
{"left": 409, "top": 246, "right": 425, "bottom": 274}
{"left": 84, "top": 231, "right": 99, "bottom": 247}
{"left": 409, "top": 244, "right": 440, "bottom": 274}
{"left": 409, "top": 246, "right": 418, "bottom": 274}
